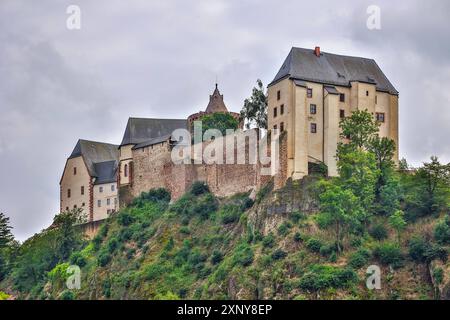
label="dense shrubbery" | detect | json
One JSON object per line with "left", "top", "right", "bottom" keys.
{"left": 132, "top": 188, "right": 171, "bottom": 207}
{"left": 232, "top": 243, "right": 254, "bottom": 267}
{"left": 408, "top": 236, "right": 448, "bottom": 263}
{"left": 298, "top": 265, "right": 358, "bottom": 292}
{"left": 373, "top": 242, "right": 404, "bottom": 268}
{"left": 434, "top": 216, "right": 450, "bottom": 245}
{"left": 369, "top": 224, "right": 388, "bottom": 241}
{"left": 348, "top": 248, "right": 371, "bottom": 269}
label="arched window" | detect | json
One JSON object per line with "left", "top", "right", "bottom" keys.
{"left": 124, "top": 164, "right": 128, "bottom": 177}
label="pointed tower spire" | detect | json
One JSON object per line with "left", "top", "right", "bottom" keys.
{"left": 205, "top": 83, "right": 228, "bottom": 113}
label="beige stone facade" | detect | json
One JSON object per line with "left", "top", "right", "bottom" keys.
{"left": 268, "top": 47, "right": 399, "bottom": 181}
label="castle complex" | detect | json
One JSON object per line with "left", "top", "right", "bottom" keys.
{"left": 60, "top": 47, "right": 399, "bottom": 222}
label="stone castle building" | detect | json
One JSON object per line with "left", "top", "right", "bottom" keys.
{"left": 60, "top": 46, "right": 399, "bottom": 222}
{"left": 268, "top": 47, "right": 399, "bottom": 178}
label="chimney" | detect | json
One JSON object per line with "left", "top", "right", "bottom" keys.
{"left": 314, "top": 46, "right": 321, "bottom": 57}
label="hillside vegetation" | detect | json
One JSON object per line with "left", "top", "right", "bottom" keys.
{"left": 0, "top": 110, "right": 449, "bottom": 300}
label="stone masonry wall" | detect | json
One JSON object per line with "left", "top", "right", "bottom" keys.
{"left": 127, "top": 130, "right": 288, "bottom": 205}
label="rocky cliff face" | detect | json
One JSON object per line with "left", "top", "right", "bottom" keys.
{"left": 248, "top": 177, "right": 320, "bottom": 236}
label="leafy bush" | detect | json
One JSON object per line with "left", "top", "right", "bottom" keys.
{"left": 107, "top": 237, "right": 119, "bottom": 253}
{"left": 190, "top": 181, "right": 210, "bottom": 196}
{"left": 293, "top": 232, "right": 303, "bottom": 242}
{"left": 434, "top": 217, "right": 450, "bottom": 245}
{"left": 369, "top": 224, "right": 388, "bottom": 241}
{"left": 232, "top": 244, "right": 254, "bottom": 267}
{"left": 179, "top": 226, "right": 190, "bottom": 235}
{"left": 59, "top": 290, "right": 75, "bottom": 300}
{"left": 298, "top": 265, "right": 357, "bottom": 292}
{"left": 69, "top": 252, "right": 86, "bottom": 268}
{"left": 278, "top": 222, "right": 292, "bottom": 236}
{"left": 193, "top": 194, "right": 218, "bottom": 220}
{"left": 219, "top": 204, "right": 241, "bottom": 224}
{"left": 290, "top": 211, "right": 306, "bottom": 224}
{"left": 132, "top": 188, "right": 171, "bottom": 207}
{"left": 373, "top": 242, "right": 404, "bottom": 268}
{"left": 319, "top": 244, "right": 335, "bottom": 257}
{"left": 262, "top": 233, "right": 275, "bottom": 248}
{"left": 98, "top": 250, "right": 111, "bottom": 267}
{"left": 348, "top": 249, "right": 371, "bottom": 269}
{"left": 211, "top": 250, "right": 223, "bottom": 265}
{"left": 117, "top": 212, "right": 134, "bottom": 226}
{"left": 144, "top": 263, "right": 165, "bottom": 280}
{"left": 408, "top": 236, "right": 448, "bottom": 263}
{"left": 271, "top": 249, "right": 287, "bottom": 260}
{"left": 306, "top": 238, "right": 323, "bottom": 253}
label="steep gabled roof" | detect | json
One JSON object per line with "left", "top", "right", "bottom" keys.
{"left": 270, "top": 47, "right": 398, "bottom": 95}
{"left": 120, "top": 117, "right": 188, "bottom": 146}
{"left": 93, "top": 160, "right": 118, "bottom": 185}
{"left": 69, "top": 139, "right": 119, "bottom": 177}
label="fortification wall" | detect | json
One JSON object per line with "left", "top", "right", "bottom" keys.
{"left": 126, "top": 129, "right": 288, "bottom": 204}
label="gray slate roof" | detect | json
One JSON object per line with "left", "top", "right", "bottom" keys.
{"left": 69, "top": 139, "right": 119, "bottom": 178}
{"left": 270, "top": 47, "right": 398, "bottom": 95}
{"left": 132, "top": 134, "right": 172, "bottom": 150}
{"left": 93, "top": 160, "right": 117, "bottom": 185}
{"left": 120, "top": 117, "right": 187, "bottom": 146}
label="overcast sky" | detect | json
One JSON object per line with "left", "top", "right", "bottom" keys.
{"left": 1, "top": 0, "right": 449, "bottom": 241}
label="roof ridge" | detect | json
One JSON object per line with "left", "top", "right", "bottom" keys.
{"left": 291, "top": 47, "right": 375, "bottom": 61}
{"left": 78, "top": 138, "right": 119, "bottom": 146}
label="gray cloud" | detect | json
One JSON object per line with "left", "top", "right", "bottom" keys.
{"left": 0, "top": 0, "right": 449, "bottom": 240}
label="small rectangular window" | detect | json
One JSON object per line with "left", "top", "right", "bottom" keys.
{"left": 280, "top": 122, "right": 284, "bottom": 132}
{"left": 81, "top": 186, "right": 84, "bottom": 195}
{"left": 277, "top": 90, "right": 281, "bottom": 100}
{"left": 280, "top": 104, "right": 284, "bottom": 115}
{"left": 99, "top": 186, "right": 103, "bottom": 193}
{"left": 107, "top": 198, "right": 110, "bottom": 206}
{"left": 376, "top": 112, "right": 385, "bottom": 123}
{"left": 310, "top": 123, "right": 317, "bottom": 133}
{"left": 366, "top": 90, "right": 369, "bottom": 96}
{"left": 97, "top": 200, "right": 101, "bottom": 208}
{"left": 310, "top": 104, "right": 317, "bottom": 114}
{"left": 73, "top": 167, "right": 77, "bottom": 175}
{"left": 340, "top": 109, "right": 345, "bottom": 118}
{"left": 67, "top": 189, "right": 71, "bottom": 198}
{"left": 273, "top": 107, "right": 277, "bottom": 118}
{"left": 111, "top": 184, "right": 115, "bottom": 192}
{"left": 307, "top": 88, "right": 313, "bottom": 98}
{"left": 375, "top": 95, "right": 378, "bottom": 104}
{"left": 339, "top": 93, "right": 345, "bottom": 102}
{"left": 273, "top": 125, "right": 277, "bottom": 131}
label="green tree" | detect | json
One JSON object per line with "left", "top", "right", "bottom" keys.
{"left": 53, "top": 208, "right": 87, "bottom": 260}
{"left": 0, "top": 212, "right": 14, "bottom": 249}
{"left": 338, "top": 109, "right": 379, "bottom": 151}
{"left": 337, "top": 150, "right": 379, "bottom": 212}
{"left": 240, "top": 79, "right": 267, "bottom": 129}
{"left": 415, "top": 156, "right": 450, "bottom": 215}
{"left": 200, "top": 112, "right": 239, "bottom": 136}
{"left": 0, "top": 212, "right": 14, "bottom": 280}
{"left": 316, "top": 181, "right": 365, "bottom": 253}
{"left": 389, "top": 210, "right": 406, "bottom": 243}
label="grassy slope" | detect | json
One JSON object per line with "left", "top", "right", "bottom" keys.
{"left": 2, "top": 180, "right": 448, "bottom": 300}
